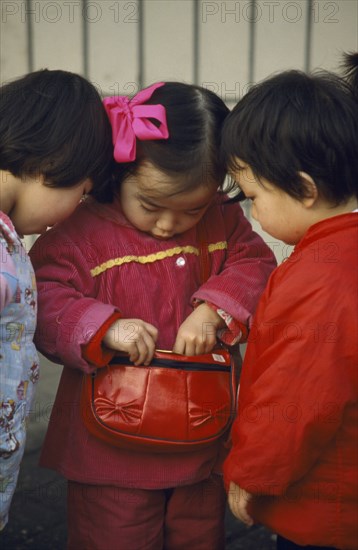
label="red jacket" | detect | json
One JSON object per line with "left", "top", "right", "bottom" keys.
{"left": 224, "top": 213, "right": 358, "bottom": 549}
{"left": 30, "top": 195, "right": 275, "bottom": 488}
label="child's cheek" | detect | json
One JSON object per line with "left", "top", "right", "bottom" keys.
{"left": 251, "top": 204, "right": 258, "bottom": 221}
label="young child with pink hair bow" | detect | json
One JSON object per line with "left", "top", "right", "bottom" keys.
{"left": 30, "top": 81, "right": 276, "bottom": 550}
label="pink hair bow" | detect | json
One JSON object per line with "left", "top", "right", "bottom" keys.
{"left": 103, "top": 82, "right": 169, "bottom": 163}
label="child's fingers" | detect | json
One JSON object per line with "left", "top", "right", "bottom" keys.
{"left": 173, "top": 334, "right": 216, "bottom": 356}
{"left": 201, "top": 337, "right": 217, "bottom": 354}
{"left": 193, "top": 340, "right": 209, "bottom": 355}
{"left": 128, "top": 343, "right": 140, "bottom": 364}
{"left": 228, "top": 483, "right": 254, "bottom": 527}
{"left": 173, "top": 326, "right": 202, "bottom": 355}
{"left": 172, "top": 336, "right": 186, "bottom": 355}
{"left": 133, "top": 332, "right": 156, "bottom": 366}
{"left": 237, "top": 504, "right": 254, "bottom": 528}
{"left": 103, "top": 318, "right": 157, "bottom": 355}
{"left": 126, "top": 323, "right": 157, "bottom": 365}
{"left": 142, "top": 322, "right": 158, "bottom": 342}
{"left": 173, "top": 335, "right": 200, "bottom": 356}
{"left": 129, "top": 342, "right": 152, "bottom": 366}
{"left": 129, "top": 321, "right": 157, "bottom": 364}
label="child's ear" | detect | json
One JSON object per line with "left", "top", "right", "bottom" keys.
{"left": 298, "top": 171, "right": 318, "bottom": 207}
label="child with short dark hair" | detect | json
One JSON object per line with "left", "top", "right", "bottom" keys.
{"left": 30, "top": 81, "right": 276, "bottom": 549}
{"left": 0, "top": 69, "right": 113, "bottom": 529}
{"left": 222, "top": 56, "right": 358, "bottom": 550}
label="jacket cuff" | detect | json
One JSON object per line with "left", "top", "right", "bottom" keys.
{"left": 205, "top": 302, "right": 248, "bottom": 344}
{"left": 82, "top": 312, "right": 122, "bottom": 367}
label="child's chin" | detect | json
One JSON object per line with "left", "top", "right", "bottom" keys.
{"left": 151, "top": 233, "right": 173, "bottom": 240}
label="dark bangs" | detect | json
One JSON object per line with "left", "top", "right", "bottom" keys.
{"left": 221, "top": 70, "right": 358, "bottom": 204}
{"left": 0, "top": 70, "right": 115, "bottom": 201}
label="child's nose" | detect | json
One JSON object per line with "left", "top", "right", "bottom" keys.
{"left": 156, "top": 212, "right": 176, "bottom": 231}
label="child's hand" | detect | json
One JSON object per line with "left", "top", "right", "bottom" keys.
{"left": 173, "top": 302, "right": 225, "bottom": 356}
{"left": 103, "top": 318, "right": 158, "bottom": 365}
{"left": 228, "top": 481, "right": 254, "bottom": 527}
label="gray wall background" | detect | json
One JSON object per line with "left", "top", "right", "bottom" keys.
{"left": 1, "top": 1, "right": 357, "bottom": 99}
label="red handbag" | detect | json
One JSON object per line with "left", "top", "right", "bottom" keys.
{"left": 81, "top": 221, "right": 239, "bottom": 452}
{"left": 81, "top": 348, "right": 238, "bottom": 452}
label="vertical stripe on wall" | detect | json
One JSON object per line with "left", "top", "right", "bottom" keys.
{"left": 248, "top": 0, "right": 256, "bottom": 85}
{"left": 305, "top": 0, "right": 313, "bottom": 71}
{"left": 26, "top": 0, "right": 34, "bottom": 72}
{"left": 193, "top": 0, "right": 199, "bottom": 85}
{"left": 138, "top": 0, "right": 144, "bottom": 89}
{"left": 82, "top": 0, "right": 89, "bottom": 78}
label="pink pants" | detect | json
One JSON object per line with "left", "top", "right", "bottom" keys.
{"left": 67, "top": 474, "right": 226, "bottom": 550}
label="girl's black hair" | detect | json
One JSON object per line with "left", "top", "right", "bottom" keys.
{"left": 113, "top": 82, "right": 229, "bottom": 194}
{"left": 0, "top": 69, "right": 114, "bottom": 201}
{"left": 342, "top": 51, "right": 358, "bottom": 101}
{"left": 221, "top": 65, "right": 358, "bottom": 205}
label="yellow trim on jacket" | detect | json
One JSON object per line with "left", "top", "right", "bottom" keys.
{"left": 90, "top": 241, "right": 227, "bottom": 277}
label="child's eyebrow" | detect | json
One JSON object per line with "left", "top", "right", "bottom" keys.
{"left": 136, "top": 194, "right": 162, "bottom": 207}
{"left": 187, "top": 203, "right": 209, "bottom": 211}
{"left": 137, "top": 193, "right": 210, "bottom": 211}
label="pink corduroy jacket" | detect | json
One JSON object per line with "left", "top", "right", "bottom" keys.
{"left": 30, "top": 195, "right": 276, "bottom": 488}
